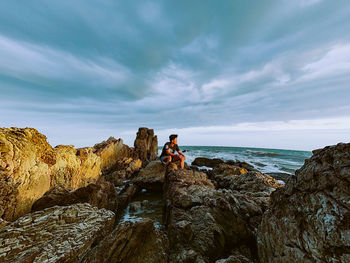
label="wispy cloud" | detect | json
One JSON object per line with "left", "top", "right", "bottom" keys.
{"left": 0, "top": 0, "right": 349, "bottom": 149}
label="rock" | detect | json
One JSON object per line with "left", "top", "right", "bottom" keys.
{"left": 0, "top": 127, "right": 102, "bottom": 221}
{"left": 0, "top": 203, "right": 115, "bottom": 263}
{"left": 257, "top": 143, "right": 350, "bottom": 262}
{"left": 115, "top": 184, "right": 140, "bottom": 219}
{"left": 81, "top": 218, "right": 169, "bottom": 263}
{"left": 134, "top": 127, "right": 158, "bottom": 165}
{"left": 163, "top": 164, "right": 276, "bottom": 262}
{"left": 0, "top": 218, "right": 8, "bottom": 231}
{"left": 129, "top": 200, "right": 150, "bottom": 212}
{"left": 93, "top": 136, "right": 133, "bottom": 174}
{"left": 105, "top": 157, "right": 142, "bottom": 185}
{"left": 215, "top": 253, "right": 253, "bottom": 263}
{"left": 31, "top": 178, "right": 117, "bottom": 212}
{"left": 265, "top": 172, "right": 292, "bottom": 182}
{"left": 225, "top": 160, "right": 257, "bottom": 172}
{"left": 132, "top": 160, "right": 166, "bottom": 191}
{"left": 51, "top": 145, "right": 102, "bottom": 189}
{"left": 192, "top": 157, "right": 224, "bottom": 168}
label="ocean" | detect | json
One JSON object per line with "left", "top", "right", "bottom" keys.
{"left": 158, "top": 146, "right": 312, "bottom": 174}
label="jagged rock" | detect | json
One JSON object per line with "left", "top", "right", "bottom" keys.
{"left": 129, "top": 200, "right": 150, "bottom": 212}
{"left": 81, "top": 218, "right": 169, "bottom": 263}
{"left": 105, "top": 157, "right": 142, "bottom": 185}
{"left": 265, "top": 172, "right": 292, "bottom": 182}
{"left": 163, "top": 164, "right": 279, "bottom": 262}
{"left": 93, "top": 137, "right": 133, "bottom": 174}
{"left": 192, "top": 157, "right": 224, "bottom": 168}
{"left": 115, "top": 184, "right": 140, "bottom": 219}
{"left": 0, "top": 127, "right": 102, "bottom": 221}
{"left": 257, "top": 143, "right": 350, "bottom": 262}
{"left": 0, "top": 218, "right": 8, "bottom": 231}
{"left": 132, "top": 160, "right": 166, "bottom": 191}
{"left": 51, "top": 145, "right": 102, "bottom": 189}
{"left": 134, "top": 127, "right": 158, "bottom": 164}
{"left": 215, "top": 253, "right": 253, "bottom": 263}
{"left": 31, "top": 178, "right": 117, "bottom": 212}
{"left": 0, "top": 203, "right": 115, "bottom": 263}
{"left": 225, "top": 160, "right": 257, "bottom": 172}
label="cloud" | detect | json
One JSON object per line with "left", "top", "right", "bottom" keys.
{"left": 0, "top": 0, "right": 349, "bottom": 150}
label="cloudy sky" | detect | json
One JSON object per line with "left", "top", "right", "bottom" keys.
{"left": 1, "top": 0, "right": 349, "bottom": 150}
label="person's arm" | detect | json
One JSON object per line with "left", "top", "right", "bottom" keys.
{"left": 176, "top": 144, "right": 185, "bottom": 156}
{"left": 166, "top": 148, "right": 177, "bottom": 157}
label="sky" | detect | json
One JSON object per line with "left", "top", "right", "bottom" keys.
{"left": 0, "top": 0, "right": 350, "bottom": 150}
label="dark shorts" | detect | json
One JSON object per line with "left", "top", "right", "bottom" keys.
{"left": 160, "top": 154, "right": 181, "bottom": 164}
{"left": 160, "top": 155, "right": 169, "bottom": 164}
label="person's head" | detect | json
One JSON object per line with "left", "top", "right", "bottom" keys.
{"left": 169, "top": 134, "right": 178, "bottom": 144}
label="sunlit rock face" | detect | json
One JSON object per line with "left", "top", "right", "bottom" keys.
{"left": 93, "top": 136, "right": 133, "bottom": 174}
{"left": 134, "top": 127, "right": 158, "bottom": 165}
{"left": 257, "top": 143, "right": 350, "bottom": 263}
{"left": 0, "top": 203, "right": 115, "bottom": 263}
{"left": 0, "top": 127, "right": 102, "bottom": 221}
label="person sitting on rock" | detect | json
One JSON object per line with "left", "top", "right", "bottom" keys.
{"left": 160, "top": 134, "right": 186, "bottom": 169}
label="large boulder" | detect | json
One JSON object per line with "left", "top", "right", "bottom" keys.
{"left": 105, "top": 157, "right": 142, "bottom": 186}
{"left": 0, "top": 203, "right": 115, "bottom": 263}
{"left": 192, "top": 157, "right": 224, "bottom": 168}
{"left": 81, "top": 218, "right": 169, "bottom": 263}
{"left": 0, "top": 127, "right": 102, "bottom": 221}
{"left": 93, "top": 136, "right": 133, "bottom": 174}
{"left": 132, "top": 160, "right": 166, "bottom": 191}
{"left": 31, "top": 178, "right": 117, "bottom": 212}
{"left": 134, "top": 127, "right": 158, "bottom": 164}
{"left": 257, "top": 143, "right": 350, "bottom": 262}
{"left": 163, "top": 164, "right": 281, "bottom": 262}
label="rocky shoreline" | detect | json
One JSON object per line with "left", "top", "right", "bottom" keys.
{"left": 0, "top": 127, "right": 349, "bottom": 262}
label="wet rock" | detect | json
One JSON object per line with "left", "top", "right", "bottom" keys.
{"left": 115, "top": 184, "right": 140, "bottom": 219}
{"left": 0, "top": 127, "right": 102, "bottom": 221}
{"left": 132, "top": 160, "right": 166, "bottom": 191}
{"left": 192, "top": 157, "right": 224, "bottom": 168}
{"left": 163, "top": 164, "right": 278, "bottom": 262}
{"left": 129, "top": 200, "right": 151, "bottom": 212}
{"left": 81, "top": 218, "right": 168, "bottom": 263}
{"left": 257, "top": 143, "right": 350, "bottom": 262}
{"left": 215, "top": 253, "right": 253, "bottom": 263}
{"left": 134, "top": 127, "right": 158, "bottom": 165}
{"left": 0, "top": 203, "right": 115, "bottom": 263}
{"left": 265, "top": 172, "right": 292, "bottom": 182}
{"left": 31, "top": 178, "right": 117, "bottom": 212}
{"left": 225, "top": 160, "right": 257, "bottom": 172}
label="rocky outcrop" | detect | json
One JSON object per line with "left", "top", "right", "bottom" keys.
{"left": 132, "top": 160, "right": 166, "bottom": 191}
{"left": 210, "top": 164, "right": 283, "bottom": 211}
{"left": 81, "top": 218, "right": 169, "bottom": 263}
{"left": 105, "top": 157, "right": 142, "bottom": 186}
{"left": 93, "top": 136, "right": 133, "bottom": 174}
{"left": 163, "top": 164, "right": 282, "bottom": 262}
{"left": 225, "top": 160, "right": 257, "bottom": 172}
{"left": 257, "top": 143, "right": 350, "bottom": 262}
{"left": 134, "top": 127, "right": 158, "bottom": 164}
{"left": 31, "top": 178, "right": 117, "bottom": 212}
{"left": 0, "top": 128, "right": 102, "bottom": 221}
{"left": 0, "top": 203, "right": 115, "bottom": 263}
{"left": 192, "top": 157, "right": 224, "bottom": 168}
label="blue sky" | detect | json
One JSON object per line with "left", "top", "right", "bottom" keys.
{"left": 1, "top": 0, "right": 350, "bottom": 150}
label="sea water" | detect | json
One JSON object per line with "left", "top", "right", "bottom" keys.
{"left": 158, "top": 146, "right": 312, "bottom": 174}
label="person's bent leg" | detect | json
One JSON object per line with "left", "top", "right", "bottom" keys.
{"left": 180, "top": 155, "right": 186, "bottom": 169}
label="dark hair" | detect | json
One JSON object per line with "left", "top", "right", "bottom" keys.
{"left": 169, "top": 134, "right": 178, "bottom": 142}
